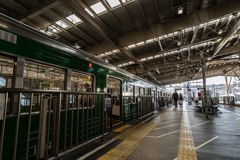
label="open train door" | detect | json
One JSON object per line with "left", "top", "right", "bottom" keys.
{"left": 107, "top": 76, "right": 122, "bottom": 126}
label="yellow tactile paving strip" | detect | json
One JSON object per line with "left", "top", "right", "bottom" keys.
{"left": 177, "top": 106, "right": 198, "bottom": 160}
{"left": 113, "top": 124, "right": 132, "bottom": 132}
{"left": 97, "top": 108, "right": 172, "bottom": 160}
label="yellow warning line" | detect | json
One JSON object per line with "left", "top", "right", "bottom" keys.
{"left": 113, "top": 124, "right": 131, "bottom": 132}
{"left": 97, "top": 108, "right": 172, "bottom": 160}
{"left": 177, "top": 106, "right": 198, "bottom": 160}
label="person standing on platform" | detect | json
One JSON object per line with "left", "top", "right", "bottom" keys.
{"left": 179, "top": 93, "right": 183, "bottom": 107}
{"left": 172, "top": 90, "right": 179, "bottom": 108}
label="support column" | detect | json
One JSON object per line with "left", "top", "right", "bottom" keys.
{"left": 64, "top": 69, "right": 71, "bottom": 110}
{"left": 225, "top": 74, "right": 229, "bottom": 96}
{"left": 201, "top": 51, "right": 208, "bottom": 119}
{"left": 12, "top": 57, "right": 25, "bottom": 116}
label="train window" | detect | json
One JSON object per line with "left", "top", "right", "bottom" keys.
{"left": 135, "top": 86, "right": 139, "bottom": 102}
{"left": 71, "top": 72, "right": 93, "bottom": 92}
{"left": 140, "top": 87, "right": 145, "bottom": 95}
{"left": 23, "top": 61, "right": 65, "bottom": 90}
{"left": 128, "top": 84, "right": 133, "bottom": 103}
{"left": 0, "top": 55, "right": 14, "bottom": 88}
{"left": 148, "top": 88, "right": 151, "bottom": 95}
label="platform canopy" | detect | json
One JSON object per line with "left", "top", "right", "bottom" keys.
{"left": 1, "top": 0, "right": 240, "bottom": 85}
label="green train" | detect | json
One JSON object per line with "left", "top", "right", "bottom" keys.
{"left": 0, "top": 13, "right": 170, "bottom": 160}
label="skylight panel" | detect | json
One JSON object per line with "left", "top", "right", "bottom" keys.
{"left": 85, "top": 8, "right": 94, "bottom": 16}
{"left": 90, "top": 2, "right": 107, "bottom": 14}
{"left": 66, "top": 14, "right": 81, "bottom": 24}
{"left": 55, "top": 20, "right": 69, "bottom": 28}
{"left": 107, "top": 0, "right": 121, "bottom": 8}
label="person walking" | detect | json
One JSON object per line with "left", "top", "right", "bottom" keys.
{"left": 172, "top": 90, "right": 179, "bottom": 108}
{"left": 179, "top": 93, "right": 183, "bottom": 107}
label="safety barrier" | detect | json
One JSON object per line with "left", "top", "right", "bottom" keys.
{"left": 136, "top": 95, "right": 154, "bottom": 120}
{"left": 222, "top": 96, "right": 235, "bottom": 106}
{"left": 0, "top": 88, "right": 112, "bottom": 160}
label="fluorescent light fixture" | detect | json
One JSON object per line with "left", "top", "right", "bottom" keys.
{"left": 178, "top": 7, "right": 183, "bottom": 14}
{"left": 112, "top": 49, "right": 118, "bottom": 53}
{"left": 154, "top": 55, "right": 160, "bottom": 58}
{"left": 147, "top": 56, "right": 153, "bottom": 60}
{"left": 146, "top": 39, "right": 154, "bottom": 43}
{"left": 208, "top": 19, "right": 220, "bottom": 25}
{"left": 128, "top": 44, "right": 136, "bottom": 48}
{"left": 55, "top": 20, "right": 69, "bottom": 28}
{"left": 218, "top": 29, "right": 223, "bottom": 34}
{"left": 74, "top": 43, "right": 81, "bottom": 48}
{"left": 177, "top": 41, "right": 181, "bottom": 46}
{"left": 141, "top": 58, "right": 147, "bottom": 61}
{"left": 90, "top": 2, "right": 107, "bottom": 14}
{"left": 137, "top": 41, "right": 144, "bottom": 46}
{"left": 66, "top": 14, "right": 82, "bottom": 24}
{"left": 107, "top": 0, "right": 121, "bottom": 8}
{"left": 85, "top": 8, "right": 94, "bottom": 16}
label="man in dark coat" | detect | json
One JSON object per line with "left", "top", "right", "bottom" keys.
{"left": 172, "top": 90, "right": 179, "bottom": 108}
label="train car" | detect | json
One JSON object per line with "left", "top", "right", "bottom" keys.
{"left": 0, "top": 13, "right": 169, "bottom": 160}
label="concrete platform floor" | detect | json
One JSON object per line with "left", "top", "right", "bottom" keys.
{"left": 60, "top": 103, "right": 240, "bottom": 160}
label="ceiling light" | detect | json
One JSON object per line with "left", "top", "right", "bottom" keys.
{"left": 105, "top": 59, "right": 109, "bottom": 63}
{"left": 74, "top": 43, "right": 81, "bottom": 49}
{"left": 206, "top": 49, "right": 209, "bottom": 52}
{"left": 128, "top": 44, "right": 136, "bottom": 48}
{"left": 178, "top": 7, "right": 183, "bottom": 15}
{"left": 146, "top": 39, "right": 154, "bottom": 43}
{"left": 218, "top": 29, "right": 223, "bottom": 35}
{"left": 137, "top": 42, "right": 144, "bottom": 46}
{"left": 177, "top": 56, "right": 180, "bottom": 59}
{"left": 177, "top": 41, "right": 181, "bottom": 46}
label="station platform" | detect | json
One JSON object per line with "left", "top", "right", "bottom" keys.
{"left": 59, "top": 103, "right": 240, "bottom": 160}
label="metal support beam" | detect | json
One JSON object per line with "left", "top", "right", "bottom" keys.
{"left": 154, "top": 0, "right": 161, "bottom": 23}
{"left": 201, "top": 51, "right": 208, "bottom": 119}
{"left": 17, "top": 0, "right": 57, "bottom": 20}
{"left": 99, "top": 0, "right": 127, "bottom": 33}
{"left": 119, "top": 0, "right": 138, "bottom": 30}
{"left": 58, "top": 0, "right": 117, "bottom": 44}
{"left": 191, "top": 25, "right": 199, "bottom": 43}
{"left": 212, "top": 17, "right": 240, "bottom": 59}
{"left": 38, "top": 15, "right": 90, "bottom": 46}
{"left": 137, "top": 0, "right": 149, "bottom": 27}
{"left": 49, "top": 8, "right": 99, "bottom": 44}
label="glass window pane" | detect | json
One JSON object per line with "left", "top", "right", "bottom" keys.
{"left": 0, "top": 55, "right": 14, "bottom": 88}
{"left": 23, "top": 61, "right": 65, "bottom": 90}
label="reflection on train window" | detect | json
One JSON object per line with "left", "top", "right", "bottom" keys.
{"left": 23, "top": 61, "right": 65, "bottom": 90}
{"left": 71, "top": 71, "right": 92, "bottom": 92}
{"left": 0, "top": 55, "right": 14, "bottom": 88}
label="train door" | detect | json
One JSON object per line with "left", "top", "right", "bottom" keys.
{"left": 107, "top": 76, "right": 122, "bottom": 126}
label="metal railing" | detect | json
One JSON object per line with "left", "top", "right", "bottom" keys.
{"left": 222, "top": 96, "right": 235, "bottom": 106}
{"left": 136, "top": 95, "right": 154, "bottom": 120}
{"left": 0, "top": 88, "right": 112, "bottom": 160}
